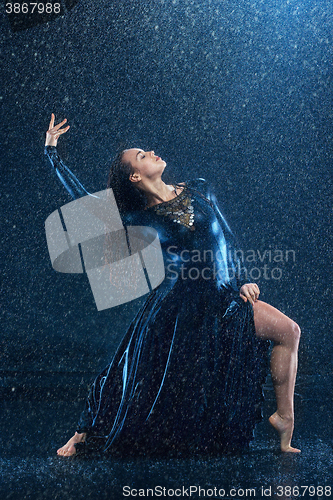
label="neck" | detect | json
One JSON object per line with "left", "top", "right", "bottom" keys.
{"left": 139, "top": 178, "right": 175, "bottom": 208}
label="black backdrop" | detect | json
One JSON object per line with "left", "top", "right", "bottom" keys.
{"left": 1, "top": 0, "right": 332, "bottom": 395}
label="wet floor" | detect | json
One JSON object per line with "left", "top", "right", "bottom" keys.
{"left": 0, "top": 375, "right": 332, "bottom": 500}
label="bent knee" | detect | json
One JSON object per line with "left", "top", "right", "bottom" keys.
{"left": 290, "top": 321, "right": 301, "bottom": 344}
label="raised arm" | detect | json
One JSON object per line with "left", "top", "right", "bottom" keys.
{"left": 44, "top": 113, "right": 91, "bottom": 200}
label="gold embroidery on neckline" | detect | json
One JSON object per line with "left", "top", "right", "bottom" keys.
{"left": 148, "top": 187, "right": 195, "bottom": 230}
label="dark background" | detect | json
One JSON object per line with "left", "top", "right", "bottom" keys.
{"left": 1, "top": 0, "right": 332, "bottom": 423}
{"left": 1, "top": 1, "right": 332, "bottom": 498}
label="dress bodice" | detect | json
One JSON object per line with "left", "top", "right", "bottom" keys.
{"left": 123, "top": 180, "right": 245, "bottom": 293}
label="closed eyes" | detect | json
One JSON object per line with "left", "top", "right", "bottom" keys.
{"left": 136, "top": 150, "right": 146, "bottom": 160}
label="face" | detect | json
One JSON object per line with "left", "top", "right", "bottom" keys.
{"left": 122, "top": 148, "right": 166, "bottom": 184}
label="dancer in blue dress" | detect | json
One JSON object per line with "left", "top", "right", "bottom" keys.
{"left": 45, "top": 114, "right": 301, "bottom": 455}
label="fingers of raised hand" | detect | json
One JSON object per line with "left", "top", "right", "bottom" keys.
{"left": 47, "top": 124, "right": 70, "bottom": 142}
{"left": 45, "top": 114, "right": 70, "bottom": 146}
{"left": 48, "top": 113, "right": 55, "bottom": 129}
{"left": 48, "top": 114, "right": 69, "bottom": 133}
{"left": 54, "top": 118, "right": 68, "bottom": 131}
{"left": 53, "top": 124, "right": 70, "bottom": 137}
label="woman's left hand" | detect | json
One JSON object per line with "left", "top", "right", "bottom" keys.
{"left": 239, "top": 283, "right": 260, "bottom": 305}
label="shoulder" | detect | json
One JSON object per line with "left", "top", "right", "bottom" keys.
{"left": 183, "top": 177, "right": 212, "bottom": 198}
{"left": 184, "top": 177, "right": 207, "bottom": 188}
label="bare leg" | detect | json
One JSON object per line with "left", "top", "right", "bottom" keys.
{"left": 57, "top": 432, "right": 86, "bottom": 456}
{"left": 252, "top": 300, "right": 301, "bottom": 453}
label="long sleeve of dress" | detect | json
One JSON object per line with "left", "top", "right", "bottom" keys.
{"left": 185, "top": 177, "right": 249, "bottom": 290}
{"left": 44, "top": 145, "right": 91, "bottom": 200}
{"left": 206, "top": 183, "right": 249, "bottom": 290}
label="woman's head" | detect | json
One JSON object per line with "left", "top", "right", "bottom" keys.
{"left": 122, "top": 148, "right": 166, "bottom": 183}
{"left": 107, "top": 148, "right": 166, "bottom": 214}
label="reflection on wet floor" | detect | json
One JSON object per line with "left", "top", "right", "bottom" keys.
{"left": 0, "top": 375, "right": 332, "bottom": 500}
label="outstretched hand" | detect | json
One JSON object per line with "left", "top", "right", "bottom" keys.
{"left": 240, "top": 283, "right": 260, "bottom": 305}
{"left": 45, "top": 113, "right": 70, "bottom": 147}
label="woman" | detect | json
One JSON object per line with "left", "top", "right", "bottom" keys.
{"left": 45, "top": 113, "right": 301, "bottom": 456}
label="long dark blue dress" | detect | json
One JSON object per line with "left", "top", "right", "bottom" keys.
{"left": 45, "top": 146, "right": 269, "bottom": 457}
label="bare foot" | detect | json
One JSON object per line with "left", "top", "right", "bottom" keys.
{"left": 57, "top": 432, "right": 86, "bottom": 456}
{"left": 269, "top": 412, "right": 301, "bottom": 453}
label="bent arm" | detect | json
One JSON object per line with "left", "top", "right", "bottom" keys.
{"left": 44, "top": 145, "right": 91, "bottom": 200}
{"left": 207, "top": 185, "right": 249, "bottom": 290}
{"left": 187, "top": 177, "right": 249, "bottom": 290}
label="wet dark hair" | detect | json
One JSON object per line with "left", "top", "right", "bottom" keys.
{"left": 107, "top": 150, "right": 147, "bottom": 215}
